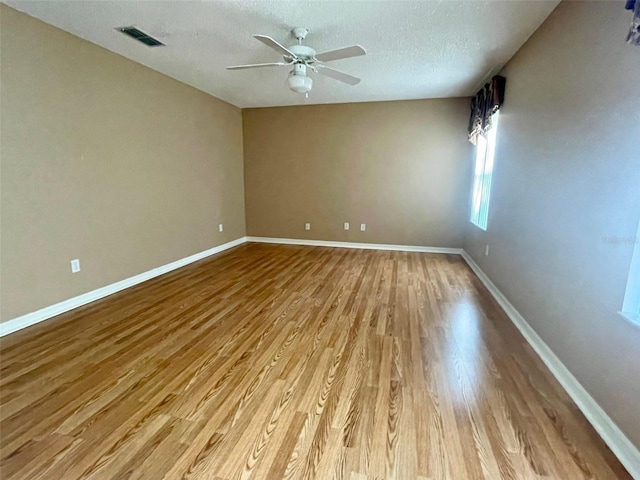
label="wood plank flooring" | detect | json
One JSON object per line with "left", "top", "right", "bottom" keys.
{"left": 0, "top": 243, "right": 631, "bottom": 479}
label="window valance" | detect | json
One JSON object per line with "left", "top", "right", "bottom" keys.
{"left": 467, "top": 75, "right": 506, "bottom": 145}
{"left": 626, "top": 0, "right": 640, "bottom": 45}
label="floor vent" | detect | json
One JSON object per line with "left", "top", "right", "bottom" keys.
{"left": 116, "top": 27, "right": 164, "bottom": 47}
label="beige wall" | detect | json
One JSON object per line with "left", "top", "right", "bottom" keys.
{"left": 243, "top": 99, "right": 472, "bottom": 247}
{"left": 464, "top": 1, "right": 640, "bottom": 446}
{"left": 0, "top": 5, "right": 246, "bottom": 322}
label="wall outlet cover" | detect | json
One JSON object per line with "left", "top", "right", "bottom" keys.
{"left": 70, "top": 259, "right": 81, "bottom": 273}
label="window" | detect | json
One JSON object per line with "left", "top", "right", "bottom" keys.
{"left": 621, "top": 220, "right": 640, "bottom": 325}
{"left": 470, "top": 113, "right": 499, "bottom": 230}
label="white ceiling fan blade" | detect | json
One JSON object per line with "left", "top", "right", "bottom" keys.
{"left": 253, "top": 34, "right": 297, "bottom": 59}
{"left": 315, "top": 65, "right": 360, "bottom": 85}
{"left": 227, "top": 62, "right": 291, "bottom": 70}
{"left": 315, "top": 45, "right": 366, "bottom": 62}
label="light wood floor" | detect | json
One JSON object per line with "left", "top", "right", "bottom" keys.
{"left": 0, "top": 243, "right": 631, "bottom": 479}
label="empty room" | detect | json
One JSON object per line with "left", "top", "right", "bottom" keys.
{"left": 1, "top": 0, "right": 639, "bottom": 479}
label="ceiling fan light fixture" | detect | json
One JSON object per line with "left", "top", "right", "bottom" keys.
{"left": 287, "top": 74, "right": 313, "bottom": 94}
{"left": 287, "top": 64, "right": 313, "bottom": 94}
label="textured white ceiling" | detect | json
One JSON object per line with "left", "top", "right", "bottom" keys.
{"left": 4, "top": 0, "right": 559, "bottom": 108}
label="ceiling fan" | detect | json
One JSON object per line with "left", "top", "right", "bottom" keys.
{"left": 227, "top": 27, "right": 366, "bottom": 96}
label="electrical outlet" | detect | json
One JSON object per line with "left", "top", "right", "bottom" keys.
{"left": 70, "top": 259, "right": 81, "bottom": 273}
{"left": 485, "top": 245, "right": 490, "bottom": 256}
{"left": 305, "top": 223, "right": 311, "bottom": 231}
{"left": 344, "top": 222, "right": 350, "bottom": 230}
{"left": 360, "top": 223, "right": 366, "bottom": 232}
{"left": 218, "top": 224, "right": 224, "bottom": 233}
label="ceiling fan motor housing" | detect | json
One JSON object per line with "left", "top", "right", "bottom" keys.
{"left": 285, "top": 45, "right": 316, "bottom": 62}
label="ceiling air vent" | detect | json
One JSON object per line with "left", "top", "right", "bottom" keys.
{"left": 116, "top": 27, "right": 164, "bottom": 47}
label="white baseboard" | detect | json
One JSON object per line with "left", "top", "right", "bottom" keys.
{"left": 246, "top": 236, "right": 463, "bottom": 254}
{"left": 460, "top": 250, "right": 640, "bottom": 479}
{"left": 0, "top": 237, "right": 248, "bottom": 337}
